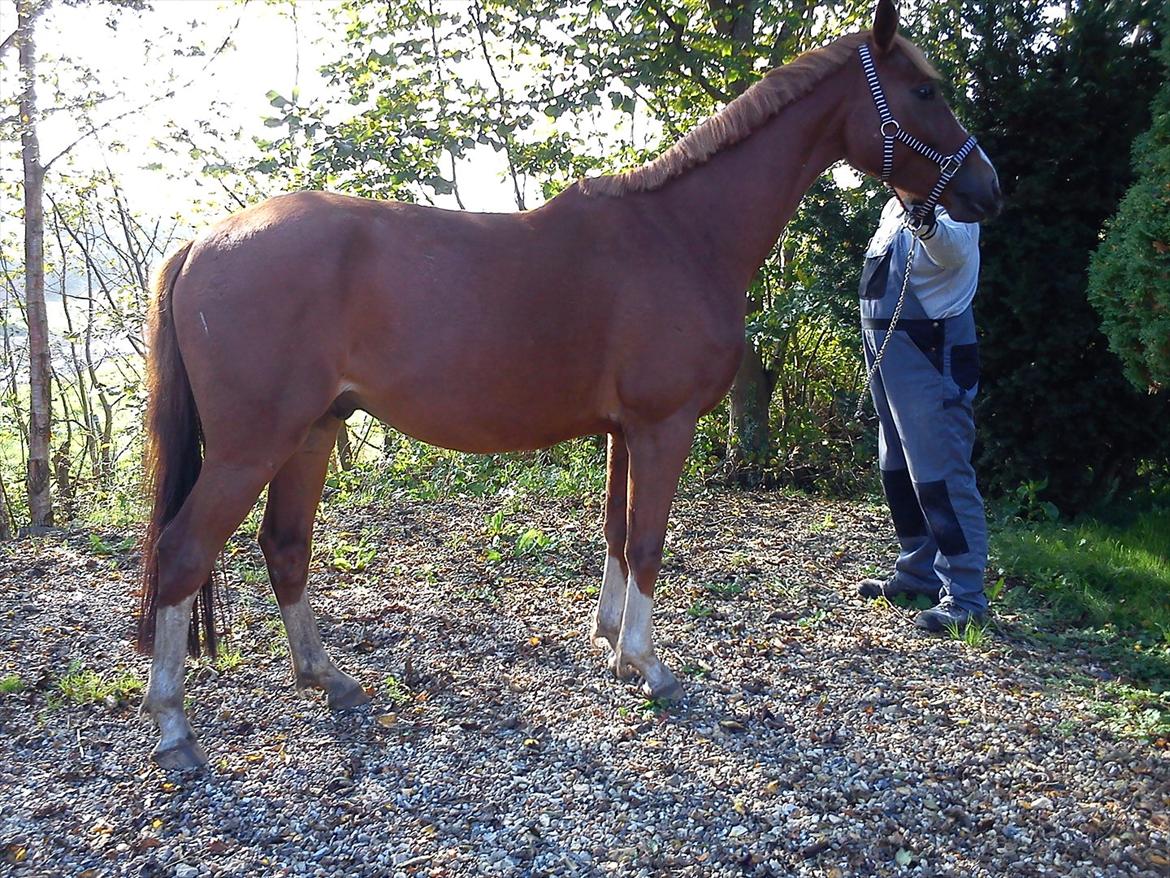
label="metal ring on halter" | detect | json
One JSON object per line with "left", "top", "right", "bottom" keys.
{"left": 940, "top": 156, "right": 963, "bottom": 177}
{"left": 880, "top": 119, "right": 901, "bottom": 137}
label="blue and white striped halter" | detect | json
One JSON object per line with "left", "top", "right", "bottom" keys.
{"left": 858, "top": 42, "right": 978, "bottom": 230}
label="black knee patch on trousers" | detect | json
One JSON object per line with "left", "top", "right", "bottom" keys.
{"left": 915, "top": 479, "right": 969, "bottom": 556}
{"left": 881, "top": 469, "right": 926, "bottom": 539}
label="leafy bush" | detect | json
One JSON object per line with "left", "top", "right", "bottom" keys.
{"left": 1088, "top": 26, "right": 1170, "bottom": 392}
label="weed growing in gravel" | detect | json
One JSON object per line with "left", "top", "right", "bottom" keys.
{"left": 945, "top": 618, "right": 992, "bottom": 648}
{"left": 702, "top": 578, "right": 746, "bottom": 600}
{"left": 687, "top": 601, "right": 714, "bottom": 619}
{"left": 1082, "top": 680, "right": 1170, "bottom": 742}
{"left": 797, "top": 608, "right": 830, "bottom": 628}
{"left": 640, "top": 697, "right": 672, "bottom": 716}
{"left": 87, "top": 533, "right": 135, "bottom": 555}
{"left": 211, "top": 647, "right": 244, "bottom": 673}
{"left": 56, "top": 665, "right": 143, "bottom": 705}
{"left": 382, "top": 675, "right": 412, "bottom": 706}
{"left": 0, "top": 674, "right": 25, "bottom": 694}
{"left": 230, "top": 556, "right": 268, "bottom": 585}
{"left": 329, "top": 534, "right": 377, "bottom": 572}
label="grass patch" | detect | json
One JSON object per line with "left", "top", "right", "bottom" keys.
{"left": 211, "top": 646, "right": 244, "bottom": 673}
{"left": 990, "top": 495, "right": 1170, "bottom": 693}
{"left": 0, "top": 674, "right": 25, "bottom": 694}
{"left": 56, "top": 665, "right": 143, "bottom": 705}
{"left": 382, "top": 674, "right": 412, "bottom": 706}
{"left": 992, "top": 504, "right": 1170, "bottom": 634}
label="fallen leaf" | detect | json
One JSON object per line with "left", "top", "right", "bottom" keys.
{"left": 895, "top": 848, "right": 913, "bottom": 867}
{"left": 376, "top": 713, "right": 398, "bottom": 727}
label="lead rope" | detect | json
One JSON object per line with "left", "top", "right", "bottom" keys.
{"left": 853, "top": 224, "right": 918, "bottom": 422}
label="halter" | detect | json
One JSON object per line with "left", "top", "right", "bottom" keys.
{"left": 857, "top": 42, "right": 978, "bottom": 231}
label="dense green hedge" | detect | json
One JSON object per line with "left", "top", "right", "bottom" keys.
{"left": 1088, "top": 29, "right": 1170, "bottom": 393}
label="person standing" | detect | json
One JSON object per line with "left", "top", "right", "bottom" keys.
{"left": 856, "top": 196, "right": 989, "bottom": 631}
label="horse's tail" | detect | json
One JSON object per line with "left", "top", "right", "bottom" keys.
{"left": 137, "top": 240, "right": 218, "bottom": 658}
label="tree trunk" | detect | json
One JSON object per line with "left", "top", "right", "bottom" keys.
{"left": 0, "top": 470, "right": 13, "bottom": 542}
{"left": 724, "top": 342, "right": 773, "bottom": 487}
{"left": 336, "top": 422, "right": 353, "bottom": 472}
{"left": 19, "top": 0, "right": 53, "bottom": 527}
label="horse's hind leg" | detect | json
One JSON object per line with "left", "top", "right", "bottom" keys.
{"left": 590, "top": 432, "right": 629, "bottom": 651}
{"left": 259, "top": 416, "right": 369, "bottom": 710}
{"left": 145, "top": 460, "right": 275, "bottom": 769}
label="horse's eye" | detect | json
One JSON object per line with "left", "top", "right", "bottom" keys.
{"left": 914, "top": 84, "right": 936, "bottom": 100}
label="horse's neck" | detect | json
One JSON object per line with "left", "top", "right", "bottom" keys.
{"left": 659, "top": 68, "right": 851, "bottom": 297}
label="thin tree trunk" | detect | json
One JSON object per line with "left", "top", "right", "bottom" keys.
{"left": 19, "top": 0, "right": 53, "bottom": 527}
{"left": 336, "top": 422, "right": 353, "bottom": 472}
{"left": 724, "top": 342, "right": 773, "bottom": 487}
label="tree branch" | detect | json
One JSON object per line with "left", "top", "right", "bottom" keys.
{"left": 42, "top": 5, "right": 247, "bottom": 172}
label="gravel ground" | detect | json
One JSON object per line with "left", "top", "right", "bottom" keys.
{"left": 0, "top": 488, "right": 1167, "bottom": 878}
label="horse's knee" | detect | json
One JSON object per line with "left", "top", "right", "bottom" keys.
{"left": 155, "top": 525, "right": 212, "bottom": 605}
{"left": 259, "top": 527, "right": 310, "bottom": 601}
{"left": 625, "top": 541, "right": 663, "bottom": 585}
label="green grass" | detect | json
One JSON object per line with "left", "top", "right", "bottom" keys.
{"left": 0, "top": 674, "right": 25, "bottom": 694}
{"left": 990, "top": 495, "right": 1170, "bottom": 712}
{"left": 991, "top": 503, "right": 1170, "bottom": 636}
{"left": 56, "top": 664, "right": 143, "bottom": 705}
{"left": 382, "top": 674, "right": 412, "bottom": 706}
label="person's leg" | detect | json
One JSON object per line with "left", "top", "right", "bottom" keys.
{"left": 871, "top": 320, "right": 988, "bottom": 625}
{"left": 861, "top": 330, "right": 943, "bottom": 599}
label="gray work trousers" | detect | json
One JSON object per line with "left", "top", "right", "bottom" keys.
{"left": 859, "top": 232, "right": 989, "bottom": 613}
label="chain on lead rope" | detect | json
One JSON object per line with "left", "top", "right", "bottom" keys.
{"left": 853, "top": 224, "right": 918, "bottom": 422}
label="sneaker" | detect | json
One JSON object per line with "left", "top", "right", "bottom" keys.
{"left": 858, "top": 576, "right": 941, "bottom": 602}
{"left": 914, "top": 598, "right": 987, "bottom": 633}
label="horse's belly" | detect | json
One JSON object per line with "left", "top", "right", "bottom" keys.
{"left": 353, "top": 378, "right": 613, "bottom": 454}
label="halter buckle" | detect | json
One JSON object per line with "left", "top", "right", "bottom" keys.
{"left": 880, "top": 119, "right": 901, "bottom": 137}
{"left": 940, "top": 155, "right": 963, "bottom": 177}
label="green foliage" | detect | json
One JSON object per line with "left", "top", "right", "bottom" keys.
{"left": 322, "top": 428, "right": 607, "bottom": 505}
{"left": 1083, "top": 680, "right": 1170, "bottom": 741}
{"left": 0, "top": 675, "right": 25, "bottom": 695}
{"left": 1088, "top": 23, "right": 1170, "bottom": 392}
{"left": 917, "top": 0, "right": 1169, "bottom": 513}
{"left": 328, "top": 533, "right": 378, "bottom": 572}
{"left": 944, "top": 617, "right": 991, "bottom": 648}
{"left": 991, "top": 501, "right": 1170, "bottom": 637}
{"left": 382, "top": 674, "right": 412, "bottom": 707}
{"left": 56, "top": 664, "right": 143, "bottom": 705}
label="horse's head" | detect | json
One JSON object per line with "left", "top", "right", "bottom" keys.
{"left": 843, "top": 0, "right": 1002, "bottom": 223}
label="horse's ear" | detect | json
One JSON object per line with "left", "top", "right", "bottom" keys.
{"left": 873, "top": 0, "right": 898, "bottom": 54}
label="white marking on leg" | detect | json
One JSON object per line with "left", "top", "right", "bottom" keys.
{"left": 615, "top": 575, "right": 681, "bottom": 699}
{"left": 143, "top": 594, "right": 198, "bottom": 754}
{"left": 278, "top": 597, "right": 365, "bottom": 705}
{"left": 590, "top": 554, "right": 626, "bottom": 649}
{"left": 279, "top": 597, "right": 334, "bottom": 687}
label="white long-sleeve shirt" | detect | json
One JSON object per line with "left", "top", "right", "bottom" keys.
{"left": 864, "top": 197, "right": 981, "bottom": 319}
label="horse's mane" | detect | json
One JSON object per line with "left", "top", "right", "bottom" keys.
{"left": 581, "top": 31, "right": 937, "bottom": 197}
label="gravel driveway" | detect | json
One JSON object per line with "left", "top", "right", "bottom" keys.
{"left": 1, "top": 488, "right": 1166, "bottom": 877}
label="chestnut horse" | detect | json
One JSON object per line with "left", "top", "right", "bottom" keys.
{"left": 139, "top": 0, "right": 1001, "bottom": 768}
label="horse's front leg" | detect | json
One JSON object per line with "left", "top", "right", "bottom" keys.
{"left": 590, "top": 432, "right": 629, "bottom": 651}
{"left": 610, "top": 414, "right": 694, "bottom": 701}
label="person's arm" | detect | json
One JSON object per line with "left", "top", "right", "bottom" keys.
{"left": 912, "top": 207, "right": 979, "bottom": 268}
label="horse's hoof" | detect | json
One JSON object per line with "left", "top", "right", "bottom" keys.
{"left": 152, "top": 737, "right": 208, "bottom": 770}
{"left": 643, "top": 676, "right": 685, "bottom": 704}
{"left": 327, "top": 683, "right": 372, "bottom": 711}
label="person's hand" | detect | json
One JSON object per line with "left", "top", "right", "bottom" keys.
{"left": 908, "top": 203, "right": 938, "bottom": 238}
